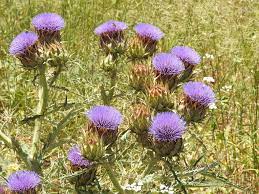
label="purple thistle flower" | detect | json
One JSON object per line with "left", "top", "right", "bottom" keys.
{"left": 171, "top": 46, "right": 201, "bottom": 66}
{"left": 94, "top": 20, "right": 127, "bottom": 36}
{"left": 7, "top": 170, "right": 41, "bottom": 192}
{"left": 183, "top": 81, "right": 215, "bottom": 107}
{"left": 9, "top": 32, "right": 38, "bottom": 55}
{"left": 68, "top": 145, "right": 91, "bottom": 168}
{"left": 87, "top": 105, "right": 123, "bottom": 130}
{"left": 149, "top": 112, "right": 186, "bottom": 142}
{"left": 32, "top": 13, "right": 65, "bottom": 31}
{"left": 134, "top": 23, "right": 164, "bottom": 41}
{"left": 153, "top": 53, "right": 185, "bottom": 76}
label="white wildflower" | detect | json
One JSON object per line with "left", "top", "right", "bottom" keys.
{"left": 209, "top": 103, "right": 217, "bottom": 110}
{"left": 203, "top": 53, "right": 214, "bottom": 60}
{"left": 203, "top": 76, "right": 215, "bottom": 83}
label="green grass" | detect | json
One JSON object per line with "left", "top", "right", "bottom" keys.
{"left": 0, "top": 0, "right": 258, "bottom": 193}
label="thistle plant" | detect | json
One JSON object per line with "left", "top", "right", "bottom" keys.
{"left": 0, "top": 12, "right": 243, "bottom": 194}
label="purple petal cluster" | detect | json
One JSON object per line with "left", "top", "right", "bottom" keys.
{"left": 32, "top": 13, "right": 65, "bottom": 31}
{"left": 183, "top": 81, "right": 215, "bottom": 106}
{"left": 87, "top": 105, "right": 123, "bottom": 130}
{"left": 9, "top": 32, "right": 38, "bottom": 55}
{"left": 68, "top": 145, "right": 91, "bottom": 167}
{"left": 171, "top": 46, "right": 201, "bottom": 65}
{"left": 153, "top": 53, "right": 185, "bottom": 76}
{"left": 94, "top": 20, "right": 128, "bottom": 36}
{"left": 134, "top": 23, "right": 164, "bottom": 41}
{"left": 7, "top": 170, "right": 41, "bottom": 192}
{"left": 149, "top": 112, "right": 186, "bottom": 141}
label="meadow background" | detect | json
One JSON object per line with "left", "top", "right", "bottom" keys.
{"left": 0, "top": 0, "right": 258, "bottom": 193}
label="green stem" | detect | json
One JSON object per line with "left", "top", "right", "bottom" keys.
{"left": 103, "top": 164, "right": 124, "bottom": 194}
{"left": 141, "top": 157, "right": 157, "bottom": 177}
{"left": 49, "top": 63, "right": 62, "bottom": 86}
{"left": 0, "top": 130, "right": 12, "bottom": 147}
{"left": 30, "top": 63, "right": 48, "bottom": 160}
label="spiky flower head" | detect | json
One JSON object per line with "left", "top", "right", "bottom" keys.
{"left": 94, "top": 20, "right": 128, "bottom": 55}
{"left": 134, "top": 23, "right": 164, "bottom": 41}
{"left": 32, "top": 13, "right": 65, "bottom": 31}
{"left": 183, "top": 81, "right": 215, "bottom": 107}
{"left": 171, "top": 46, "right": 201, "bottom": 66}
{"left": 94, "top": 20, "right": 127, "bottom": 36}
{"left": 9, "top": 32, "right": 38, "bottom": 56}
{"left": 32, "top": 13, "right": 65, "bottom": 44}
{"left": 87, "top": 105, "right": 123, "bottom": 145}
{"left": 153, "top": 53, "right": 185, "bottom": 76}
{"left": 87, "top": 105, "right": 122, "bottom": 130}
{"left": 7, "top": 170, "right": 41, "bottom": 192}
{"left": 68, "top": 145, "right": 91, "bottom": 168}
{"left": 149, "top": 112, "right": 186, "bottom": 142}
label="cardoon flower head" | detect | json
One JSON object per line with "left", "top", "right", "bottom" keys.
{"left": 134, "top": 23, "right": 164, "bottom": 41}
{"left": 32, "top": 13, "right": 65, "bottom": 31}
{"left": 171, "top": 46, "right": 201, "bottom": 67}
{"left": 68, "top": 146, "right": 96, "bottom": 186}
{"left": 68, "top": 145, "right": 91, "bottom": 168}
{"left": 133, "top": 23, "right": 164, "bottom": 54}
{"left": 7, "top": 170, "right": 41, "bottom": 192}
{"left": 149, "top": 112, "right": 185, "bottom": 156}
{"left": 183, "top": 81, "right": 215, "bottom": 107}
{"left": 94, "top": 20, "right": 127, "bottom": 36}
{"left": 149, "top": 112, "right": 186, "bottom": 142}
{"left": 94, "top": 20, "right": 127, "bottom": 54}
{"left": 9, "top": 31, "right": 38, "bottom": 68}
{"left": 87, "top": 105, "right": 123, "bottom": 145}
{"left": 153, "top": 53, "right": 185, "bottom": 76}
{"left": 32, "top": 13, "right": 65, "bottom": 43}
{"left": 183, "top": 82, "right": 216, "bottom": 122}
{"left": 9, "top": 32, "right": 38, "bottom": 56}
{"left": 87, "top": 105, "right": 122, "bottom": 130}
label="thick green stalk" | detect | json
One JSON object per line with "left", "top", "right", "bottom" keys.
{"left": 103, "top": 164, "right": 124, "bottom": 194}
{"left": 30, "top": 63, "right": 48, "bottom": 160}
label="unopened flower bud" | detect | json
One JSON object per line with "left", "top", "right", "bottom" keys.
{"left": 147, "top": 84, "right": 171, "bottom": 111}
{"left": 130, "top": 104, "right": 151, "bottom": 134}
{"left": 130, "top": 64, "right": 152, "bottom": 90}
{"left": 38, "top": 42, "right": 68, "bottom": 67}
{"left": 82, "top": 131, "right": 105, "bottom": 161}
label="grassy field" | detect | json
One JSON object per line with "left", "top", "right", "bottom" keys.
{"left": 0, "top": 0, "right": 258, "bottom": 193}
